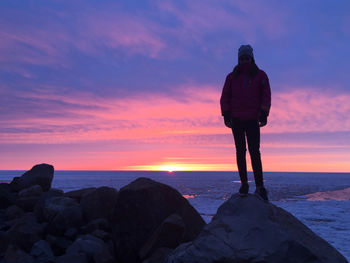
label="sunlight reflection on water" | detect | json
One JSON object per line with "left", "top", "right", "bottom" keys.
{"left": 182, "top": 194, "right": 196, "bottom": 199}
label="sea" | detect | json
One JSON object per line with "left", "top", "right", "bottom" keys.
{"left": 1, "top": 170, "right": 349, "bottom": 260}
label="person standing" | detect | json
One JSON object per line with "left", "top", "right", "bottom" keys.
{"left": 220, "top": 44, "right": 271, "bottom": 201}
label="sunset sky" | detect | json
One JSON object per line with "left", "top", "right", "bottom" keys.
{"left": 1, "top": 0, "right": 350, "bottom": 172}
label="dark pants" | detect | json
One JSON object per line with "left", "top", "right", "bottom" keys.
{"left": 231, "top": 119, "right": 264, "bottom": 187}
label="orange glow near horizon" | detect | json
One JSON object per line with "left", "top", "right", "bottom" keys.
{"left": 2, "top": 159, "right": 350, "bottom": 173}
{"left": 125, "top": 163, "right": 232, "bottom": 172}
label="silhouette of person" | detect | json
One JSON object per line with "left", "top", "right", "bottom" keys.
{"left": 220, "top": 45, "right": 271, "bottom": 201}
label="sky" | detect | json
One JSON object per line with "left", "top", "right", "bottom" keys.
{"left": 1, "top": 0, "right": 350, "bottom": 172}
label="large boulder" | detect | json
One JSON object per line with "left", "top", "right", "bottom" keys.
{"left": 80, "top": 186, "right": 118, "bottom": 222}
{"left": 30, "top": 240, "right": 54, "bottom": 263}
{"left": 34, "top": 188, "right": 63, "bottom": 222}
{"left": 64, "top": 227, "right": 78, "bottom": 240}
{"left": 42, "top": 196, "right": 82, "bottom": 234}
{"left": 111, "top": 177, "right": 205, "bottom": 263}
{"left": 16, "top": 197, "right": 41, "bottom": 212}
{"left": 0, "top": 212, "right": 5, "bottom": 232}
{"left": 6, "top": 213, "right": 45, "bottom": 252}
{"left": 55, "top": 253, "right": 88, "bottom": 263}
{"left": 4, "top": 244, "right": 34, "bottom": 263}
{"left": 18, "top": 185, "right": 43, "bottom": 198}
{"left": 0, "top": 231, "right": 10, "bottom": 254}
{"left": 166, "top": 193, "right": 348, "bottom": 263}
{"left": 10, "top": 164, "right": 54, "bottom": 192}
{"left": 15, "top": 185, "right": 43, "bottom": 211}
{"left": 81, "top": 218, "right": 110, "bottom": 234}
{"left": 0, "top": 183, "right": 16, "bottom": 209}
{"left": 64, "top": 187, "right": 96, "bottom": 202}
{"left": 5, "top": 205, "right": 25, "bottom": 221}
{"left": 66, "top": 234, "right": 114, "bottom": 263}
{"left": 139, "top": 213, "right": 185, "bottom": 260}
{"left": 142, "top": 248, "right": 173, "bottom": 263}
{"left": 46, "top": 234, "right": 72, "bottom": 256}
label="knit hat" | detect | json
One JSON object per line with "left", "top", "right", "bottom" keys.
{"left": 238, "top": 45, "right": 254, "bottom": 58}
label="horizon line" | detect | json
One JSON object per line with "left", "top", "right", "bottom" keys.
{"left": 1, "top": 169, "right": 349, "bottom": 174}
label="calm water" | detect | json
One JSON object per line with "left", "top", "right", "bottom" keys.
{"left": 1, "top": 170, "right": 350, "bottom": 260}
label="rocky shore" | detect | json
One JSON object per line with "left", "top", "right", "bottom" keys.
{"left": 0, "top": 164, "right": 348, "bottom": 263}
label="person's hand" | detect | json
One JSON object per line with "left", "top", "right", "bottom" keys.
{"left": 223, "top": 111, "right": 232, "bottom": 128}
{"left": 259, "top": 111, "right": 268, "bottom": 127}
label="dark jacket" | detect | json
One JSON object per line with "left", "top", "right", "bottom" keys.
{"left": 220, "top": 67, "right": 271, "bottom": 120}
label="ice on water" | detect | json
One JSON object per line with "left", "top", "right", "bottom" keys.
{"left": 1, "top": 170, "right": 349, "bottom": 260}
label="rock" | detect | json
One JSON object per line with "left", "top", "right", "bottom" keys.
{"left": 66, "top": 234, "right": 112, "bottom": 262}
{"left": 7, "top": 213, "right": 45, "bottom": 252}
{"left": 111, "top": 177, "right": 205, "bottom": 263}
{"left": 30, "top": 240, "right": 54, "bottom": 263}
{"left": 0, "top": 210, "right": 6, "bottom": 231}
{"left": 18, "top": 185, "right": 43, "bottom": 198}
{"left": 93, "top": 246, "right": 115, "bottom": 263}
{"left": 91, "top": 229, "right": 111, "bottom": 241}
{"left": 139, "top": 214, "right": 185, "bottom": 260}
{"left": 0, "top": 231, "right": 10, "bottom": 254}
{"left": 55, "top": 253, "right": 88, "bottom": 263}
{"left": 46, "top": 235, "right": 72, "bottom": 256}
{"left": 16, "top": 196, "right": 40, "bottom": 212}
{"left": 4, "top": 244, "right": 34, "bottom": 263}
{"left": 42, "top": 196, "right": 82, "bottom": 234}
{"left": 0, "top": 182, "right": 11, "bottom": 189}
{"left": 80, "top": 186, "right": 118, "bottom": 222}
{"left": 5, "top": 211, "right": 35, "bottom": 227}
{"left": 10, "top": 164, "right": 54, "bottom": 192}
{"left": 0, "top": 183, "right": 16, "bottom": 209}
{"left": 64, "top": 227, "right": 78, "bottom": 240}
{"left": 166, "top": 193, "right": 348, "bottom": 263}
{"left": 34, "top": 189, "right": 63, "bottom": 222}
{"left": 142, "top": 248, "right": 173, "bottom": 263}
{"left": 81, "top": 218, "right": 110, "bottom": 234}
{"left": 15, "top": 185, "right": 43, "bottom": 212}
{"left": 0, "top": 182, "right": 11, "bottom": 190}
{"left": 64, "top": 187, "right": 96, "bottom": 202}
{"left": 49, "top": 188, "right": 64, "bottom": 195}
{"left": 5, "top": 205, "right": 25, "bottom": 221}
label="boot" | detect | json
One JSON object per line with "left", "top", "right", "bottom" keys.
{"left": 255, "top": 186, "right": 268, "bottom": 201}
{"left": 239, "top": 182, "right": 249, "bottom": 196}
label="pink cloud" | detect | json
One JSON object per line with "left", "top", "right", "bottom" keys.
{"left": 0, "top": 1, "right": 291, "bottom": 66}
{"left": 78, "top": 11, "right": 166, "bottom": 58}
{"left": 0, "top": 25, "right": 69, "bottom": 66}
{"left": 2, "top": 84, "right": 350, "bottom": 171}
{"left": 2, "top": 83, "right": 350, "bottom": 146}
{"left": 0, "top": 6, "right": 166, "bottom": 66}
{"left": 267, "top": 87, "right": 350, "bottom": 133}
{"left": 232, "top": 0, "right": 289, "bottom": 40}
{"left": 155, "top": 0, "right": 289, "bottom": 46}
{"left": 156, "top": 0, "right": 251, "bottom": 44}
{"left": 342, "top": 16, "right": 350, "bottom": 37}
{"left": 0, "top": 85, "right": 224, "bottom": 144}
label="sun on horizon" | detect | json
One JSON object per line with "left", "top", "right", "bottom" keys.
{"left": 124, "top": 163, "right": 233, "bottom": 172}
